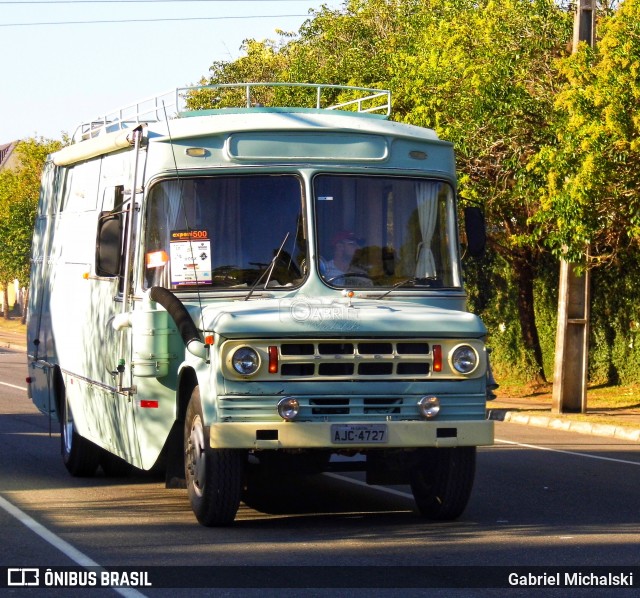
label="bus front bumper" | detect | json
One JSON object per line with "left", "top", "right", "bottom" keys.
{"left": 208, "top": 419, "right": 494, "bottom": 450}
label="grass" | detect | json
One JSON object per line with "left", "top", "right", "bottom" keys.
{"left": 0, "top": 315, "right": 26, "bottom": 333}
{"left": 494, "top": 377, "right": 640, "bottom": 430}
{"left": 495, "top": 379, "right": 640, "bottom": 411}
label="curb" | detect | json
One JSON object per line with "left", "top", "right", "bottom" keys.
{"left": 488, "top": 409, "right": 640, "bottom": 442}
{"left": 0, "top": 339, "right": 27, "bottom": 352}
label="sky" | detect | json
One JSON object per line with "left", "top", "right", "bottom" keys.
{"left": 1, "top": 0, "right": 344, "bottom": 142}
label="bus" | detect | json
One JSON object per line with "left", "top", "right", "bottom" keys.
{"left": 27, "top": 83, "right": 493, "bottom": 526}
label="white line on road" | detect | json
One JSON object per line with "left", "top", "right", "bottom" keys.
{"left": 0, "top": 380, "right": 27, "bottom": 392}
{"left": 327, "top": 438, "right": 640, "bottom": 500}
{"left": 495, "top": 438, "right": 640, "bottom": 466}
{"left": 324, "top": 472, "right": 414, "bottom": 499}
{"left": 0, "top": 495, "right": 148, "bottom": 598}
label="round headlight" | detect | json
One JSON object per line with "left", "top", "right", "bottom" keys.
{"left": 418, "top": 396, "right": 440, "bottom": 419}
{"left": 451, "top": 345, "right": 478, "bottom": 374}
{"left": 232, "top": 347, "right": 260, "bottom": 375}
{"left": 277, "top": 397, "right": 300, "bottom": 421}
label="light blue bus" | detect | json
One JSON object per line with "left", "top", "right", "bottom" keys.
{"left": 27, "top": 83, "right": 493, "bottom": 526}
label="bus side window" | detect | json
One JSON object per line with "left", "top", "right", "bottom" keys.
{"left": 95, "top": 186, "right": 125, "bottom": 277}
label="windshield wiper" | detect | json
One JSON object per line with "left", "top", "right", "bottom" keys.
{"left": 244, "top": 232, "right": 290, "bottom": 301}
{"left": 374, "top": 278, "right": 417, "bottom": 299}
{"left": 374, "top": 276, "right": 439, "bottom": 299}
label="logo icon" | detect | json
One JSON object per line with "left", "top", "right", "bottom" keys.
{"left": 7, "top": 568, "right": 39, "bottom": 586}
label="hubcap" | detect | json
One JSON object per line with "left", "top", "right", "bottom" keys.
{"left": 63, "top": 403, "right": 73, "bottom": 456}
{"left": 186, "top": 414, "right": 206, "bottom": 497}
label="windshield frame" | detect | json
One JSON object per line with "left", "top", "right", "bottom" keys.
{"left": 312, "top": 172, "right": 462, "bottom": 291}
{"left": 141, "top": 173, "right": 309, "bottom": 293}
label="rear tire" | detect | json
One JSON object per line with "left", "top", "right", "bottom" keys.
{"left": 410, "top": 447, "right": 476, "bottom": 521}
{"left": 184, "top": 387, "right": 244, "bottom": 526}
{"left": 60, "top": 392, "right": 100, "bottom": 477}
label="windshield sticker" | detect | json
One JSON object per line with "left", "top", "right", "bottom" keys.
{"left": 169, "top": 230, "right": 212, "bottom": 286}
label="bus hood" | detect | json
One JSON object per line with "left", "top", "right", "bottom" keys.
{"left": 197, "top": 297, "right": 486, "bottom": 339}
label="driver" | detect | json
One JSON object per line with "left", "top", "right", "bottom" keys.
{"left": 323, "top": 230, "right": 366, "bottom": 279}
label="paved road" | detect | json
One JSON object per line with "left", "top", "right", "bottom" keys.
{"left": 1, "top": 349, "right": 639, "bottom": 597}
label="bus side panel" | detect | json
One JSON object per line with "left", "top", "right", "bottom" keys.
{"left": 28, "top": 161, "right": 62, "bottom": 418}
{"left": 49, "top": 152, "right": 143, "bottom": 467}
{"left": 47, "top": 158, "right": 103, "bottom": 445}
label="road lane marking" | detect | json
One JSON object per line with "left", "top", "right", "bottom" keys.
{"left": 495, "top": 438, "right": 640, "bottom": 466}
{"left": 0, "top": 380, "right": 27, "bottom": 391}
{"left": 324, "top": 472, "right": 414, "bottom": 499}
{"left": 327, "top": 439, "right": 640, "bottom": 500}
{"left": 0, "top": 495, "right": 147, "bottom": 598}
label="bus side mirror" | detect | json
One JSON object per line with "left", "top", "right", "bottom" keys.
{"left": 96, "top": 211, "right": 123, "bottom": 277}
{"left": 464, "top": 206, "right": 486, "bottom": 258}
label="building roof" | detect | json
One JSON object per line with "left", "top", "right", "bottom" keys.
{"left": 0, "top": 141, "right": 19, "bottom": 172}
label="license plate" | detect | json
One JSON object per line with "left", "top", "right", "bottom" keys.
{"left": 331, "top": 424, "right": 388, "bottom": 444}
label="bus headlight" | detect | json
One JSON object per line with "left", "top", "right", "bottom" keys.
{"left": 277, "top": 397, "right": 300, "bottom": 421}
{"left": 417, "top": 396, "right": 440, "bottom": 419}
{"left": 231, "top": 347, "right": 260, "bottom": 375}
{"left": 450, "top": 344, "right": 478, "bottom": 375}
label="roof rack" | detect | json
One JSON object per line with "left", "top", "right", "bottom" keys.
{"left": 72, "top": 83, "right": 391, "bottom": 142}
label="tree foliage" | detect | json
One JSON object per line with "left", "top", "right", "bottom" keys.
{"left": 0, "top": 138, "right": 61, "bottom": 312}
{"left": 195, "top": 0, "right": 574, "bottom": 382}
{"left": 189, "top": 0, "right": 639, "bottom": 384}
{"left": 534, "top": 0, "right": 640, "bottom": 265}
{"left": 390, "top": 0, "right": 573, "bottom": 383}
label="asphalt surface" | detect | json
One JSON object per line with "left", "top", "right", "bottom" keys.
{"left": 1, "top": 340, "right": 639, "bottom": 597}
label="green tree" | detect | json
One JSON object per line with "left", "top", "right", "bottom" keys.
{"left": 285, "top": 0, "right": 404, "bottom": 86}
{"left": 282, "top": 0, "right": 574, "bottom": 383}
{"left": 525, "top": 0, "right": 640, "bottom": 387}
{"left": 186, "top": 38, "right": 293, "bottom": 110}
{"left": 534, "top": 0, "right": 640, "bottom": 263}
{"left": 390, "top": 0, "right": 573, "bottom": 382}
{"left": 0, "top": 138, "right": 61, "bottom": 318}
{"left": 194, "top": 0, "right": 576, "bottom": 383}
{"left": 194, "top": 1, "right": 408, "bottom": 106}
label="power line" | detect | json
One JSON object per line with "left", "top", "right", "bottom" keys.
{"left": 0, "top": 13, "right": 313, "bottom": 26}
{"left": 1, "top": 1, "right": 313, "bottom": 3}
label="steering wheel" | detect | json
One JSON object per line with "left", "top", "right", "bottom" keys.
{"left": 326, "top": 272, "right": 373, "bottom": 286}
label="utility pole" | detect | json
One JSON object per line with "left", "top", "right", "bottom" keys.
{"left": 552, "top": 0, "right": 595, "bottom": 414}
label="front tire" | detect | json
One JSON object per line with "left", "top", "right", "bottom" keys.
{"left": 184, "top": 387, "right": 244, "bottom": 526}
{"left": 410, "top": 447, "right": 476, "bottom": 521}
{"left": 60, "top": 392, "right": 100, "bottom": 477}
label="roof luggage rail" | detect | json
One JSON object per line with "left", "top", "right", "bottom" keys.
{"left": 71, "top": 82, "right": 391, "bottom": 142}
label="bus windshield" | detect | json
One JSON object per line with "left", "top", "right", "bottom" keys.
{"left": 144, "top": 174, "right": 307, "bottom": 290}
{"left": 314, "top": 174, "right": 461, "bottom": 289}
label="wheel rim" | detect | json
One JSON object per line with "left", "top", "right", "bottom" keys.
{"left": 186, "top": 414, "right": 206, "bottom": 498}
{"left": 62, "top": 403, "right": 73, "bottom": 456}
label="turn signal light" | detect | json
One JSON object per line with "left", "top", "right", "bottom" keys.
{"left": 432, "top": 344, "right": 442, "bottom": 372}
{"left": 268, "top": 345, "right": 279, "bottom": 374}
